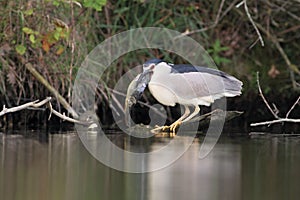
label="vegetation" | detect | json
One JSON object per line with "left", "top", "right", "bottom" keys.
{"left": 1, "top": 0, "right": 300, "bottom": 128}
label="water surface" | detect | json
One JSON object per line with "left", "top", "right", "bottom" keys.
{"left": 0, "top": 132, "right": 300, "bottom": 200}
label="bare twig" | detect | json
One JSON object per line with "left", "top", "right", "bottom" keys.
{"left": 235, "top": 0, "right": 244, "bottom": 8}
{"left": 255, "top": 23, "right": 300, "bottom": 87}
{"left": 0, "top": 100, "right": 39, "bottom": 116}
{"left": 0, "top": 97, "right": 91, "bottom": 125}
{"left": 236, "top": 0, "right": 264, "bottom": 47}
{"left": 175, "top": 0, "right": 239, "bottom": 39}
{"left": 68, "top": 0, "right": 76, "bottom": 105}
{"left": 250, "top": 73, "right": 300, "bottom": 127}
{"left": 286, "top": 96, "right": 300, "bottom": 118}
{"left": 251, "top": 118, "right": 300, "bottom": 127}
{"left": 256, "top": 72, "right": 279, "bottom": 119}
{"left": 173, "top": 25, "right": 215, "bottom": 39}
{"left": 215, "top": 0, "right": 226, "bottom": 24}
{"left": 32, "top": 97, "right": 52, "bottom": 107}
{"left": 50, "top": 107, "right": 88, "bottom": 125}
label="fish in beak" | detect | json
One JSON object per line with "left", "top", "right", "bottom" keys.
{"left": 124, "top": 70, "right": 152, "bottom": 126}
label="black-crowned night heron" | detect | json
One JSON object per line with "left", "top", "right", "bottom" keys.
{"left": 127, "top": 59, "right": 242, "bottom": 134}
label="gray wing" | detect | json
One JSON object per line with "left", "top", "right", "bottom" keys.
{"left": 171, "top": 64, "right": 242, "bottom": 92}
{"left": 162, "top": 71, "right": 242, "bottom": 100}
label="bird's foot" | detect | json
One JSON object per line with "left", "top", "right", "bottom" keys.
{"left": 154, "top": 121, "right": 182, "bottom": 137}
{"left": 151, "top": 125, "right": 169, "bottom": 133}
{"left": 151, "top": 123, "right": 181, "bottom": 137}
{"left": 169, "top": 121, "right": 182, "bottom": 134}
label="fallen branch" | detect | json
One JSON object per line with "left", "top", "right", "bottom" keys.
{"left": 150, "top": 109, "right": 243, "bottom": 133}
{"left": 250, "top": 72, "right": 300, "bottom": 127}
{"left": 18, "top": 56, "right": 79, "bottom": 118}
{"left": 47, "top": 101, "right": 89, "bottom": 125}
{"left": 0, "top": 100, "right": 39, "bottom": 116}
{"left": 251, "top": 118, "right": 300, "bottom": 127}
{"left": 0, "top": 97, "right": 91, "bottom": 125}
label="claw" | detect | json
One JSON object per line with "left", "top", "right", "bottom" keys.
{"left": 161, "top": 126, "right": 170, "bottom": 132}
{"left": 150, "top": 121, "right": 182, "bottom": 137}
{"left": 151, "top": 125, "right": 169, "bottom": 133}
{"left": 169, "top": 121, "right": 182, "bottom": 133}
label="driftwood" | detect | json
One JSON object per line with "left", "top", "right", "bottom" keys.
{"left": 250, "top": 72, "right": 300, "bottom": 127}
{"left": 128, "top": 109, "right": 243, "bottom": 135}
{"left": 0, "top": 97, "right": 90, "bottom": 125}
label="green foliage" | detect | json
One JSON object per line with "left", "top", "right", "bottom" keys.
{"left": 15, "top": 44, "right": 26, "bottom": 55}
{"left": 207, "top": 39, "right": 231, "bottom": 66}
{"left": 22, "top": 27, "right": 38, "bottom": 35}
{"left": 82, "top": 0, "right": 107, "bottom": 11}
{"left": 23, "top": 9, "right": 34, "bottom": 16}
{"left": 22, "top": 27, "right": 39, "bottom": 45}
{"left": 47, "top": 0, "right": 107, "bottom": 11}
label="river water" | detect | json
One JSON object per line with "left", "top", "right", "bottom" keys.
{"left": 0, "top": 131, "right": 300, "bottom": 200}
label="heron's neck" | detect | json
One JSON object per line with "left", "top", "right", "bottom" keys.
{"left": 152, "top": 64, "right": 172, "bottom": 77}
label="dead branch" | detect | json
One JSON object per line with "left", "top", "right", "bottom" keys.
{"left": 18, "top": 56, "right": 79, "bottom": 118}
{"left": 286, "top": 96, "right": 300, "bottom": 118}
{"left": 0, "top": 100, "right": 39, "bottom": 116}
{"left": 0, "top": 97, "right": 91, "bottom": 125}
{"left": 251, "top": 118, "right": 300, "bottom": 127}
{"left": 31, "top": 97, "right": 52, "bottom": 107}
{"left": 236, "top": 0, "right": 264, "bottom": 47}
{"left": 151, "top": 109, "right": 243, "bottom": 133}
{"left": 256, "top": 72, "right": 279, "bottom": 119}
{"left": 250, "top": 73, "right": 300, "bottom": 127}
{"left": 47, "top": 101, "right": 89, "bottom": 125}
{"left": 175, "top": 0, "right": 239, "bottom": 39}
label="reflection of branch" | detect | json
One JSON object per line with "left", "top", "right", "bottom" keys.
{"left": 0, "top": 97, "right": 91, "bottom": 125}
{"left": 250, "top": 73, "right": 300, "bottom": 127}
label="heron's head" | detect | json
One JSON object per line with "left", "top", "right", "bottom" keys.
{"left": 129, "top": 59, "right": 165, "bottom": 104}
{"left": 142, "top": 58, "right": 164, "bottom": 72}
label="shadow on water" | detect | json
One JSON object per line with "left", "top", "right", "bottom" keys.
{"left": 1, "top": 131, "right": 300, "bottom": 200}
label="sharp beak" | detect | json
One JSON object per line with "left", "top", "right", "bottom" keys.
{"left": 124, "top": 70, "right": 152, "bottom": 126}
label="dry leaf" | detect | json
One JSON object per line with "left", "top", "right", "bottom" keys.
{"left": 7, "top": 70, "right": 16, "bottom": 86}
{"left": 42, "top": 40, "right": 50, "bottom": 52}
{"left": 268, "top": 65, "right": 280, "bottom": 78}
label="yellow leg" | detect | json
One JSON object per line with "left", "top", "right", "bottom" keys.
{"left": 168, "top": 105, "right": 200, "bottom": 135}
{"left": 164, "top": 105, "right": 190, "bottom": 134}
{"left": 152, "top": 105, "right": 199, "bottom": 136}
{"left": 182, "top": 105, "right": 200, "bottom": 123}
